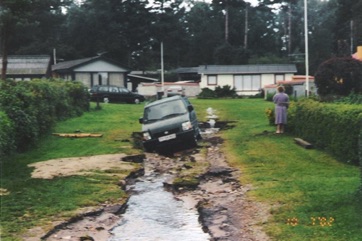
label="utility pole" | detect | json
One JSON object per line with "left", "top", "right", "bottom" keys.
{"left": 225, "top": 1, "right": 229, "bottom": 42}
{"left": 304, "top": 0, "right": 309, "bottom": 97}
{"left": 161, "top": 41, "right": 164, "bottom": 97}
{"left": 244, "top": 4, "right": 249, "bottom": 49}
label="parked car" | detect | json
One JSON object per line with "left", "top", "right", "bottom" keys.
{"left": 139, "top": 95, "right": 201, "bottom": 152}
{"left": 89, "top": 85, "right": 145, "bottom": 104}
{"left": 166, "top": 86, "right": 185, "bottom": 97}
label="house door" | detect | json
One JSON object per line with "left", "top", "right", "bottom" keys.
{"left": 98, "top": 72, "right": 108, "bottom": 85}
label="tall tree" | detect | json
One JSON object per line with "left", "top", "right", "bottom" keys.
{"left": 1, "top": 0, "right": 31, "bottom": 79}
{"left": 0, "top": 0, "right": 71, "bottom": 79}
{"left": 184, "top": 1, "right": 223, "bottom": 65}
{"left": 63, "top": 0, "right": 153, "bottom": 69}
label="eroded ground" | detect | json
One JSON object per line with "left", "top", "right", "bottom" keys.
{"left": 24, "top": 128, "right": 270, "bottom": 241}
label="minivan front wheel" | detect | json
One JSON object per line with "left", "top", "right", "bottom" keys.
{"left": 134, "top": 98, "right": 140, "bottom": 104}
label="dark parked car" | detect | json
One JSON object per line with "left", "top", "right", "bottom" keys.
{"left": 90, "top": 85, "right": 145, "bottom": 104}
{"left": 139, "top": 95, "right": 201, "bottom": 152}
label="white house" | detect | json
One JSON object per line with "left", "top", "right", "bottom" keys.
{"left": 52, "top": 56, "right": 129, "bottom": 88}
{"left": 198, "top": 64, "right": 297, "bottom": 96}
{"left": 264, "top": 76, "right": 317, "bottom": 99}
{"left": 137, "top": 81, "right": 200, "bottom": 98}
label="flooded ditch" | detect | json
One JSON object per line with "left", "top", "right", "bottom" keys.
{"left": 39, "top": 122, "right": 270, "bottom": 241}
{"left": 109, "top": 173, "right": 210, "bottom": 241}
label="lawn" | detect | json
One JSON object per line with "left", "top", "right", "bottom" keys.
{"left": 191, "top": 98, "right": 361, "bottom": 241}
{"left": 1, "top": 99, "right": 361, "bottom": 241}
{"left": 0, "top": 102, "right": 145, "bottom": 240}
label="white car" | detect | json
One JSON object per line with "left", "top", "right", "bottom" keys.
{"left": 166, "top": 86, "right": 185, "bottom": 97}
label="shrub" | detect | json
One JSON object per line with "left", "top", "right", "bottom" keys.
{"left": 214, "top": 85, "right": 237, "bottom": 98}
{"left": 360, "top": 128, "right": 362, "bottom": 196}
{"left": 334, "top": 92, "right": 362, "bottom": 105}
{"left": 266, "top": 92, "right": 276, "bottom": 101}
{"left": 265, "top": 107, "right": 274, "bottom": 125}
{"left": 288, "top": 99, "right": 362, "bottom": 165}
{"left": 0, "top": 111, "right": 14, "bottom": 158}
{"left": 315, "top": 57, "right": 362, "bottom": 96}
{"left": 0, "top": 79, "right": 89, "bottom": 152}
{"left": 197, "top": 88, "right": 217, "bottom": 99}
{"left": 197, "top": 85, "right": 237, "bottom": 99}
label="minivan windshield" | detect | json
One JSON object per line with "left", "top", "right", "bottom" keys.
{"left": 144, "top": 99, "right": 187, "bottom": 122}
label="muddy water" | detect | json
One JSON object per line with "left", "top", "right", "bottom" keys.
{"left": 109, "top": 173, "right": 210, "bottom": 241}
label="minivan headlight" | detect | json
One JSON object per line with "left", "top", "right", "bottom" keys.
{"left": 182, "top": 121, "right": 192, "bottom": 131}
{"left": 143, "top": 131, "right": 151, "bottom": 140}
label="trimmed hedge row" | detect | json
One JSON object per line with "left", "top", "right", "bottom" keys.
{"left": 0, "top": 79, "right": 89, "bottom": 155}
{"left": 288, "top": 99, "right": 362, "bottom": 165}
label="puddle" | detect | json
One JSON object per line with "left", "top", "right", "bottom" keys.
{"left": 109, "top": 173, "right": 210, "bottom": 240}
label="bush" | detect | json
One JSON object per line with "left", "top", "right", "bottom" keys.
{"left": 334, "top": 92, "right": 362, "bottom": 105}
{"left": 315, "top": 57, "right": 362, "bottom": 96}
{"left": 197, "top": 88, "right": 217, "bottom": 99}
{"left": 197, "top": 85, "right": 237, "bottom": 99}
{"left": 0, "top": 111, "right": 14, "bottom": 158}
{"left": 266, "top": 92, "right": 276, "bottom": 101}
{"left": 360, "top": 128, "right": 362, "bottom": 196}
{"left": 0, "top": 79, "right": 89, "bottom": 153}
{"left": 288, "top": 99, "right": 362, "bottom": 165}
{"left": 265, "top": 107, "right": 274, "bottom": 125}
{"left": 214, "top": 85, "right": 237, "bottom": 98}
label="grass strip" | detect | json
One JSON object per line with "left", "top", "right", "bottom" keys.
{"left": 0, "top": 102, "right": 144, "bottom": 240}
{"left": 192, "top": 98, "right": 361, "bottom": 241}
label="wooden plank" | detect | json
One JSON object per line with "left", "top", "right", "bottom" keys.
{"left": 294, "top": 138, "right": 313, "bottom": 149}
{"left": 52, "top": 133, "right": 103, "bottom": 138}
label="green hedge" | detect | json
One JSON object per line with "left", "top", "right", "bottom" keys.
{"left": 0, "top": 79, "right": 89, "bottom": 154}
{"left": 288, "top": 99, "right": 362, "bottom": 165}
{"left": 360, "top": 128, "right": 362, "bottom": 196}
{"left": 0, "top": 111, "right": 14, "bottom": 157}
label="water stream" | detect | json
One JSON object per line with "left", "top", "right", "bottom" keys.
{"left": 109, "top": 173, "right": 210, "bottom": 241}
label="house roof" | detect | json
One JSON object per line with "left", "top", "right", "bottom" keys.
{"left": 198, "top": 64, "right": 297, "bottom": 74}
{"left": 128, "top": 74, "right": 158, "bottom": 82}
{"left": 0, "top": 55, "right": 51, "bottom": 75}
{"left": 173, "top": 67, "right": 200, "bottom": 74}
{"left": 52, "top": 56, "right": 98, "bottom": 71}
{"left": 52, "top": 56, "right": 128, "bottom": 72}
{"left": 264, "top": 76, "right": 314, "bottom": 89}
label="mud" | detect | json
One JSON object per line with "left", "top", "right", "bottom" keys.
{"left": 24, "top": 123, "right": 270, "bottom": 241}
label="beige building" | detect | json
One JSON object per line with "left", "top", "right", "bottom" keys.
{"left": 198, "top": 64, "right": 297, "bottom": 96}
{"left": 52, "top": 56, "right": 129, "bottom": 88}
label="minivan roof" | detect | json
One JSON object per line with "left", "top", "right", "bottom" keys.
{"left": 145, "top": 96, "right": 186, "bottom": 108}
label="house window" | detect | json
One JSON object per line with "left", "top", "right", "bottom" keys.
{"left": 207, "top": 75, "right": 217, "bottom": 85}
{"left": 234, "top": 75, "right": 261, "bottom": 91}
{"left": 275, "top": 74, "right": 285, "bottom": 83}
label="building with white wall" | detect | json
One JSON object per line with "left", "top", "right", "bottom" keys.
{"left": 198, "top": 64, "right": 297, "bottom": 96}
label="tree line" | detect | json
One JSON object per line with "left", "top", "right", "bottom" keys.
{"left": 1, "top": 0, "right": 362, "bottom": 79}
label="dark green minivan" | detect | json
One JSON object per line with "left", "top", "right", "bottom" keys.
{"left": 139, "top": 96, "right": 201, "bottom": 152}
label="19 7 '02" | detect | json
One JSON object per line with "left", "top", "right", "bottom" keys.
{"left": 286, "top": 217, "right": 335, "bottom": 227}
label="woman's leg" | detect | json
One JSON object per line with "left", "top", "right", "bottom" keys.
{"left": 280, "top": 124, "right": 284, "bottom": 133}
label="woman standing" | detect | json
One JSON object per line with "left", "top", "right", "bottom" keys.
{"left": 273, "top": 86, "right": 289, "bottom": 134}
